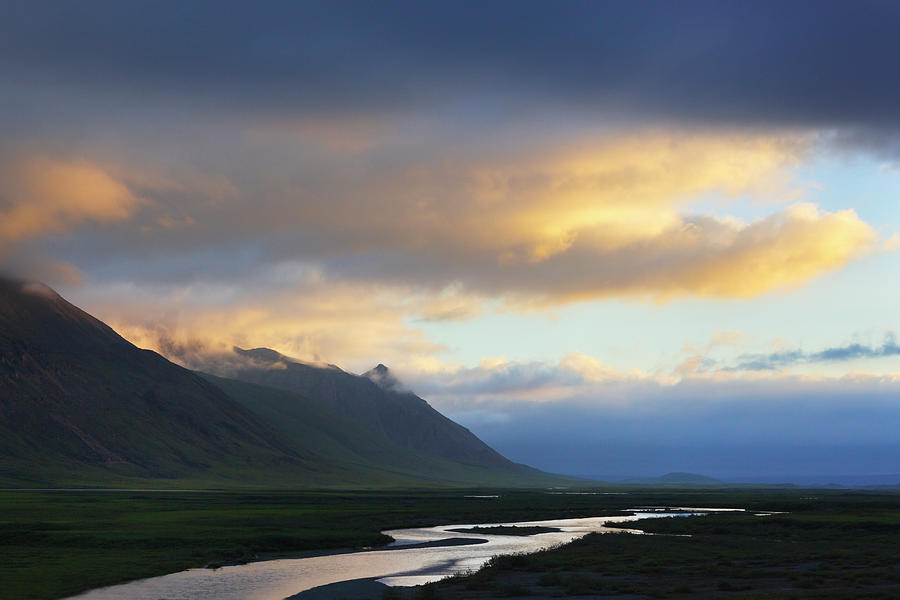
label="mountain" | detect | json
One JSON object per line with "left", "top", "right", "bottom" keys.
{"left": 203, "top": 373, "right": 563, "bottom": 486}
{"left": 0, "top": 278, "right": 318, "bottom": 486}
{"left": 622, "top": 472, "right": 724, "bottom": 485}
{"left": 218, "top": 347, "right": 521, "bottom": 472}
{"left": 0, "top": 278, "right": 565, "bottom": 487}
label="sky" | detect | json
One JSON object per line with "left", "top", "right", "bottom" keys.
{"left": 1, "top": 0, "right": 899, "bottom": 482}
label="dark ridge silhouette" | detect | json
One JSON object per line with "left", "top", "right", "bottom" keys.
{"left": 0, "top": 278, "right": 568, "bottom": 487}
{"left": 227, "top": 346, "right": 524, "bottom": 471}
{"left": 0, "top": 277, "right": 314, "bottom": 484}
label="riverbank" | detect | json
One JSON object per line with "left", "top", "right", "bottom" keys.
{"left": 5, "top": 487, "right": 896, "bottom": 600}
{"left": 205, "top": 534, "right": 489, "bottom": 569}
{"left": 286, "top": 578, "right": 389, "bottom": 600}
{"left": 1, "top": 488, "right": 631, "bottom": 600}
{"left": 446, "top": 526, "right": 561, "bottom": 536}
{"left": 406, "top": 496, "right": 900, "bottom": 599}
{"left": 67, "top": 512, "right": 683, "bottom": 599}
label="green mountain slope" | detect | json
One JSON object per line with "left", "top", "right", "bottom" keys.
{"left": 204, "top": 374, "right": 571, "bottom": 487}
{"left": 0, "top": 278, "right": 571, "bottom": 488}
{"left": 222, "top": 347, "right": 521, "bottom": 471}
{"left": 0, "top": 278, "right": 318, "bottom": 486}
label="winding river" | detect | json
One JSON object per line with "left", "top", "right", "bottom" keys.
{"left": 65, "top": 508, "right": 731, "bottom": 600}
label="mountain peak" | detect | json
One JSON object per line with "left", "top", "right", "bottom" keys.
{"left": 0, "top": 279, "right": 295, "bottom": 481}
{"left": 1, "top": 276, "right": 71, "bottom": 312}
{"left": 234, "top": 346, "right": 285, "bottom": 364}
{"left": 0, "top": 276, "right": 133, "bottom": 353}
{"left": 363, "top": 363, "right": 401, "bottom": 391}
{"left": 1, "top": 280, "right": 560, "bottom": 486}
{"left": 232, "top": 346, "right": 343, "bottom": 372}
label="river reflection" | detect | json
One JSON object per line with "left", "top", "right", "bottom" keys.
{"left": 65, "top": 509, "right": 715, "bottom": 600}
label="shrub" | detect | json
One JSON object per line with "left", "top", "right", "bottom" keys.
{"left": 537, "top": 572, "right": 564, "bottom": 586}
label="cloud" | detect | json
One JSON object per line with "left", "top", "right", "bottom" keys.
{"left": 71, "top": 273, "right": 447, "bottom": 374}
{"left": 683, "top": 330, "right": 746, "bottom": 355}
{"left": 1, "top": 5, "right": 887, "bottom": 310}
{"left": 733, "top": 332, "right": 900, "bottom": 371}
{"left": 486, "top": 202, "right": 874, "bottom": 305}
{"left": 418, "top": 286, "right": 483, "bottom": 322}
{"left": 0, "top": 2, "right": 896, "bottom": 481}
{"left": 677, "top": 331, "right": 748, "bottom": 375}
{"left": 395, "top": 353, "right": 900, "bottom": 479}
{"left": 42, "top": 131, "right": 875, "bottom": 309}
{"left": 884, "top": 233, "right": 900, "bottom": 251}
{"left": 22, "top": 129, "right": 873, "bottom": 370}
{"left": 4, "top": 1, "right": 900, "bottom": 133}
{"left": 0, "top": 5, "right": 887, "bottom": 381}
{"left": 405, "top": 352, "right": 660, "bottom": 408}
{"left": 0, "top": 156, "right": 139, "bottom": 245}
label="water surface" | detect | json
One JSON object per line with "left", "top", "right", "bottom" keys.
{"left": 66, "top": 509, "right": 714, "bottom": 600}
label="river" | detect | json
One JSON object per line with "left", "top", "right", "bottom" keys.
{"left": 65, "top": 508, "right": 728, "bottom": 600}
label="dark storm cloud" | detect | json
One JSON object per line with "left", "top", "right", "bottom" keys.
{"left": 3, "top": 0, "right": 900, "bottom": 127}
{"left": 734, "top": 333, "right": 900, "bottom": 371}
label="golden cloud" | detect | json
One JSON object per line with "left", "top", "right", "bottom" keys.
{"left": 371, "top": 131, "right": 807, "bottom": 262}
{"left": 26, "top": 129, "right": 878, "bottom": 366}
{"left": 0, "top": 157, "right": 139, "bottom": 243}
{"left": 76, "top": 278, "right": 445, "bottom": 374}
{"left": 528, "top": 202, "right": 875, "bottom": 304}
{"left": 244, "top": 130, "right": 873, "bottom": 304}
{"left": 661, "top": 203, "right": 874, "bottom": 299}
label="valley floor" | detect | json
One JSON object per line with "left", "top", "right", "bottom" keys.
{"left": 1, "top": 487, "right": 898, "bottom": 600}
{"left": 403, "top": 491, "right": 900, "bottom": 600}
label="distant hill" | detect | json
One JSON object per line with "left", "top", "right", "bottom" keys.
{"left": 0, "top": 277, "right": 566, "bottom": 487}
{"left": 622, "top": 472, "right": 724, "bottom": 485}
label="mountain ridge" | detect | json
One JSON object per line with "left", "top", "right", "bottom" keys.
{"left": 0, "top": 277, "right": 566, "bottom": 487}
{"left": 224, "top": 346, "right": 522, "bottom": 472}
{"left": 0, "top": 277, "right": 314, "bottom": 485}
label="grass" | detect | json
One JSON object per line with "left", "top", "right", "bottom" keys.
{"left": 411, "top": 488, "right": 900, "bottom": 599}
{"left": 3, "top": 486, "right": 899, "bottom": 600}
{"left": 0, "top": 487, "right": 629, "bottom": 600}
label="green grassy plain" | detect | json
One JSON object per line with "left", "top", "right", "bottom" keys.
{"left": 417, "top": 489, "right": 900, "bottom": 599}
{"left": 2, "top": 487, "right": 898, "bottom": 600}
{"left": 0, "top": 488, "right": 624, "bottom": 600}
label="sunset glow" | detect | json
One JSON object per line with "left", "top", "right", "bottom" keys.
{"left": 2, "top": 0, "right": 899, "bottom": 480}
